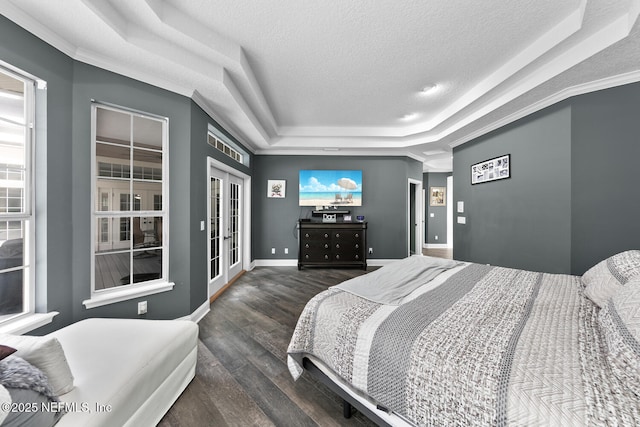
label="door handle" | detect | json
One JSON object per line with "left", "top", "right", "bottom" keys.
{"left": 223, "top": 236, "right": 231, "bottom": 240}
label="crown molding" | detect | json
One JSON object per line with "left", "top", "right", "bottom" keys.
{"left": 449, "top": 69, "right": 640, "bottom": 149}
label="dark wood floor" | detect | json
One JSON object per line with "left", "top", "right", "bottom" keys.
{"left": 158, "top": 266, "right": 378, "bottom": 427}
{"left": 159, "top": 249, "right": 451, "bottom": 426}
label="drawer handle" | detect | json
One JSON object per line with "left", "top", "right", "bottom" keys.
{"left": 324, "top": 254, "right": 329, "bottom": 260}
{"left": 335, "top": 254, "right": 340, "bottom": 260}
{"left": 305, "top": 243, "right": 310, "bottom": 248}
{"left": 324, "top": 244, "right": 329, "bottom": 249}
{"left": 335, "top": 244, "right": 340, "bottom": 249}
{"left": 355, "top": 233, "right": 359, "bottom": 238}
{"left": 355, "top": 255, "right": 359, "bottom": 259}
{"left": 324, "top": 233, "right": 329, "bottom": 238}
{"left": 305, "top": 254, "right": 309, "bottom": 259}
{"left": 305, "top": 233, "right": 310, "bottom": 238}
{"left": 355, "top": 244, "right": 359, "bottom": 249}
{"left": 336, "top": 233, "right": 340, "bottom": 238}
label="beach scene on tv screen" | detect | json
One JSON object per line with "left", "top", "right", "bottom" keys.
{"left": 299, "top": 170, "right": 362, "bottom": 206}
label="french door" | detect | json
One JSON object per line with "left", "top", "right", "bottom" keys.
{"left": 208, "top": 167, "right": 244, "bottom": 297}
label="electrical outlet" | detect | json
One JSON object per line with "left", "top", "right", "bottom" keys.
{"left": 435, "top": 235, "right": 438, "bottom": 240}
{"left": 284, "top": 248, "right": 288, "bottom": 254}
{"left": 138, "top": 301, "right": 147, "bottom": 315}
{"left": 271, "top": 248, "right": 276, "bottom": 254}
{"left": 368, "top": 247, "right": 373, "bottom": 255}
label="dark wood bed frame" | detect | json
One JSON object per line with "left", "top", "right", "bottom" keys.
{"left": 302, "top": 357, "right": 393, "bottom": 426}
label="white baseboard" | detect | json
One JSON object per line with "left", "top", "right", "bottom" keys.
{"left": 179, "top": 300, "right": 210, "bottom": 323}
{"left": 423, "top": 243, "right": 452, "bottom": 249}
{"left": 367, "top": 259, "right": 398, "bottom": 267}
{"left": 253, "top": 259, "right": 299, "bottom": 267}
{"left": 252, "top": 259, "right": 400, "bottom": 268}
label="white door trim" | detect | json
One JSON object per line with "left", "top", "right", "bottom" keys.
{"left": 207, "top": 157, "right": 251, "bottom": 298}
{"left": 408, "top": 178, "right": 423, "bottom": 257}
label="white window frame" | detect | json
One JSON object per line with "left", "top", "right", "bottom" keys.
{"left": 84, "top": 103, "right": 173, "bottom": 309}
{"left": 0, "top": 64, "right": 57, "bottom": 333}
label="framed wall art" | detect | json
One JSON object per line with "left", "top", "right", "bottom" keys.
{"left": 429, "top": 186, "right": 446, "bottom": 206}
{"left": 267, "top": 179, "right": 286, "bottom": 198}
{"left": 471, "top": 154, "right": 510, "bottom": 185}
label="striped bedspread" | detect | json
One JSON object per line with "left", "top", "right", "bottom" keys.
{"left": 287, "top": 260, "right": 640, "bottom": 426}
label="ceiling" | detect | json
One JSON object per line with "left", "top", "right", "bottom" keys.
{"left": 2, "top": 0, "right": 640, "bottom": 171}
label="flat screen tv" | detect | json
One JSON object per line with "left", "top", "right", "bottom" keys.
{"left": 299, "top": 170, "right": 362, "bottom": 207}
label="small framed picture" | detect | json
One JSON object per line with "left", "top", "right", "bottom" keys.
{"left": 429, "top": 187, "right": 446, "bottom": 206}
{"left": 267, "top": 180, "right": 286, "bottom": 198}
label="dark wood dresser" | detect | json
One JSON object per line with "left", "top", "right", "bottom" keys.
{"left": 297, "top": 220, "right": 367, "bottom": 270}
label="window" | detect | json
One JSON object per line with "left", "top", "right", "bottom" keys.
{"left": 90, "top": 104, "right": 170, "bottom": 306}
{"left": 207, "top": 131, "right": 248, "bottom": 166}
{"left": 0, "top": 66, "right": 34, "bottom": 325}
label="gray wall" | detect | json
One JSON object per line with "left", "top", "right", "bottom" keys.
{"left": 571, "top": 84, "right": 640, "bottom": 274}
{"left": 454, "top": 82, "right": 640, "bottom": 275}
{"left": 424, "top": 173, "right": 451, "bottom": 245}
{"left": 1, "top": 16, "right": 253, "bottom": 333}
{"left": 252, "top": 156, "right": 423, "bottom": 260}
{"left": 70, "top": 62, "right": 194, "bottom": 323}
{"left": 453, "top": 104, "right": 572, "bottom": 273}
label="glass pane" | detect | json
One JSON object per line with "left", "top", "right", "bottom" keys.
{"left": 210, "top": 177, "right": 221, "bottom": 280}
{"left": 95, "top": 217, "right": 130, "bottom": 253}
{"left": 96, "top": 108, "right": 130, "bottom": 145}
{"left": 133, "top": 115, "right": 162, "bottom": 150}
{"left": 0, "top": 270, "right": 23, "bottom": 316}
{"left": 0, "top": 234, "right": 23, "bottom": 270}
{"left": 229, "top": 182, "right": 240, "bottom": 266}
{"left": 132, "top": 181, "right": 162, "bottom": 211}
{"left": 132, "top": 216, "right": 162, "bottom": 248}
{"left": 120, "top": 193, "right": 131, "bottom": 212}
{"left": 95, "top": 252, "right": 130, "bottom": 290}
{"left": 120, "top": 217, "right": 131, "bottom": 242}
{"left": 99, "top": 218, "right": 109, "bottom": 243}
{"left": 133, "top": 149, "right": 162, "bottom": 180}
{"left": 132, "top": 249, "right": 161, "bottom": 283}
{"left": 0, "top": 220, "right": 24, "bottom": 247}
{"left": 96, "top": 143, "right": 130, "bottom": 174}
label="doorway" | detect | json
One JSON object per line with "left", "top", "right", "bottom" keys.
{"left": 408, "top": 178, "right": 423, "bottom": 257}
{"left": 207, "top": 159, "right": 251, "bottom": 298}
{"left": 446, "top": 175, "right": 453, "bottom": 249}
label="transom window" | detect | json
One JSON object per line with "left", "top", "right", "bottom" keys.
{"left": 207, "top": 132, "right": 246, "bottom": 165}
{"left": 0, "top": 66, "right": 34, "bottom": 324}
{"left": 91, "top": 104, "right": 168, "bottom": 295}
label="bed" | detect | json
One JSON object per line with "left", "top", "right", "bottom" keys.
{"left": 287, "top": 252, "right": 640, "bottom": 426}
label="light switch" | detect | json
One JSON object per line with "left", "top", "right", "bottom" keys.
{"left": 457, "top": 201, "right": 464, "bottom": 213}
{"left": 457, "top": 216, "right": 466, "bottom": 224}
{"left": 430, "top": 213, "right": 435, "bottom": 218}
{"left": 200, "top": 221, "right": 205, "bottom": 231}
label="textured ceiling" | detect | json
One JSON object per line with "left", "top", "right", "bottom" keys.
{"left": 2, "top": 0, "right": 640, "bottom": 171}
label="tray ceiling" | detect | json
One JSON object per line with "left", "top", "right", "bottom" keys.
{"left": 2, "top": 0, "right": 640, "bottom": 171}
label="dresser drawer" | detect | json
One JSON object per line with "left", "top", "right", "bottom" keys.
{"left": 301, "top": 250, "right": 332, "bottom": 262}
{"left": 301, "top": 240, "right": 332, "bottom": 251}
{"left": 300, "top": 230, "right": 332, "bottom": 241}
{"left": 298, "top": 220, "right": 367, "bottom": 270}
{"left": 332, "top": 230, "right": 363, "bottom": 242}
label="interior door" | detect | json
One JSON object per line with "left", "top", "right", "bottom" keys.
{"left": 208, "top": 167, "right": 244, "bottom": 298}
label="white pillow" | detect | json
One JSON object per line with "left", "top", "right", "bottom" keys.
{"left": 0, "top": 383, "right": 10, "bottom": 424}
{"left": 598, "top": 277, "right": 640, "bottom": 397}
{"left": 582, "top": 250, "right": 640, "bottom": 307}
{"left": 0, "top": 334, "right": 74, "bottom": 395}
